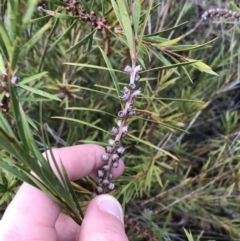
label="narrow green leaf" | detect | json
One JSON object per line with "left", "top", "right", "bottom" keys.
{"left": 29, "top": 15, "right": 52, "bottom": 24}
{"left": 79, "top": 0, "right": 89, "bottom": 12}
{"left": 53, "top": 12, "right": 80, "bottom": 20}
{"left": 167, "top": 44, "right": 210, "bottom": 51}
{"left": 65, "top": 29, "right": 96, "bottom": 53}
{"left": 140, "top": 60, "right": 199, "bottom": 73}
{"left": 0, "top": 22, "right": 12, "bottom": 60}
{"left": 18, "top": 97, "right": 54, "bottom": 102}
{"left": 189, "top": 60, "right": 218, "bottom": 76}
{"left": 145, "top": 22, "right": 188, "bottom": 37}
{"left": 117, "top": 1, "right": 134, "bottom": 57}
{"left": 19, "top": 21, "right": 52, "bottom": 57}
{"left": 60, "top": 162, "right": 83, "bottom": 218}
{"left": 63, "top": 85, "right": 118, "bottom": 99}
{"left": 42, "top": 137, "right": 67, "bottom": 188}
{"left": 65, "top": 63, "right": 125, "bottom": 73}
{"left": 47, "top": 17, "right": 60, "bottom": 40}
{"left": 19, "top": 72, "right": 48, "bottom": 85}
{"left": 52, "top": 117, "right": 109, "bottom": 133}
{"left": 65, "top": 107, "right": 116, "bottom": 117}
{"left": 109, "top": 27, "right": 129, "bottom": 46}
{"left": 21, "top": 0, "right": 38, "bottom": 32}
{"left": 138, "top": 0, "right": 153, "bottom": 48}
{"left": 0, "top": 54, "right": 6, "bottom": 74}
{"left": 24, "top": 113, "right": 38, "bottom": 130}
{"left": 128, "top": 133, "right": 179, "bottom": 162}
{"left": 157, "top": 35, "right": 184, "bottom": 47}
{"left": 46, "top": 0, "right": 68, "bottom": 6}
{"left": 148, "top": 47, "right": 180, "bottom": 76}
{"left": 0, "top": 112, "right": 17, "bottom": 140}
{"left": 0, "top": 161, "right": 36, "bottom": 187}
{"left": 143, "top": 36, "right": 168, "bottom": 44}
{"left": 133, "top": 0, "right": 141, "bottom": 34}
{"left": 7, "top": 0, "right": 21, "bottom": 43}
{"left": 17, "top": 84, "right": 61, "bottom": 101}
{"left": 101, "top": 0, "right": 107, "bottom": 15}
{"left": 11, "top": 41, "right": 20, "bottom": 71}
{"left": 9, "top": 85, "right": 29, "bottom": 150}
{"left": 99, "top": 47, "right": 121, "bottom": 96}
{"left": 110, "top": 0, "right": 123, "bottom": 31}
{"left": 183, "top": 228, "right": 195, "bottom": 241}
{"left": 49, "top": 20, "right": 78, "bottom": 51}
{"left": 110, "top": 0, "right": 134, "bottom": 55}
{"left": 181, "top": 65, "right": 193, "bottom": 82}
{"left": 0, "top": 134, "right": 22, "bottom": 163}
{"left": 41, "top": 7, "right": 79, "bottom": 19}
{"left": 0, "top": 37, "right": 9, "bottom": 61}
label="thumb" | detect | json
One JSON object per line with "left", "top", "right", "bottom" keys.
{"left": 79, "top": 194, "right": 128, "bottom": 241}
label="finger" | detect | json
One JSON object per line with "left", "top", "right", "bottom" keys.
{"left": 55, "top": 213, "right": 80, "bottom": 241}
{"left": 45, "top": 144, "right": 124, "bottom": 180}
{"left": 79, "top": 194, "right": 128, "bottom": 241}
{"left": 0, "top": 144, "right": 125, "bottom": 241}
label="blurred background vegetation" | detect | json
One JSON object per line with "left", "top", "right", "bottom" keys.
{"left": 1, "top": 0, "right": 240, "bottom": 240}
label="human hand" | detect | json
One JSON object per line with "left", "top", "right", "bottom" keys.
{"left": 0, "top": 144, "right": 128, "bottom": 241}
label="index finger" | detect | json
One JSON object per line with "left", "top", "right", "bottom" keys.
{"left": 44, "top": 144, "right": 124, "bottom": 180}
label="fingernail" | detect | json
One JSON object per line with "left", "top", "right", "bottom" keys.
{"left": 97, "top": 194, "right": 124, "bottom": 224}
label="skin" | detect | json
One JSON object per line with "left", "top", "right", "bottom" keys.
{"left": 0, "top": 144, "right": 129, "bottom": 241}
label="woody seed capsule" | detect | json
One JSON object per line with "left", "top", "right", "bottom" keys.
{"left": 134, "top": 65, "right": 143, "bottom": 73}
{"left": 117, "top": 146, "right": 125, "bottom": 155}
{"left": 102, "top": 165, "right": 110, "bottom": 171}
{"left": 105, "top": 146, "right": 113, "bottom": 153}
{"left": 112, "top": 154, "right": 119, "bottom": 162}
{"left": 110, "top": 126, "right": 119, "bottom": 135}
{"left": 102, "top": 153, "right": 109, "bottom": 161}
{"left": 118, "top": 111, "right": 126, "bottom": 118}
{"left": 113, "top": 161, "right": 119, "bottom": 168}
{"left": 108, "top": 183, "right": 114, "bottom": 190}
{"left": 120, "top": 92, "right": 130, "bottom": 101}
{"left": 117, "top": 120, "right": 122, "bottom": 127}
{"left": 98, "top": 170, "right": 104, "bottom": 178}
{"left": 127, "top": 102, "right": 134, "bottom": 110}
{"left": 135, "top": 74, "right": 140, "bottom": 81}
{"left": 122, "top": 126, "right": 129, "bottom": 134}
{"left": 114, "top": 140, "right": 120, "bottom": 146}
{"left": 97, "top": 177, "right": 103, "bottom": 183}
{"left": 123, "top": 86, "right": 130, "bottom": 93}
{"left": 108, "top": 139, "right": 115, "bottom": 146}
{"left": 102, "top": 179, "right": 109, "bottom": 186}
{"left": 96, "top": 186, "right": 103, "bottom": 194}
{"left": 132, "top": 88, "right": 141, "bottom": 97}
{"left": 102, "top": 17, "right": 108, "bottom": 24}
{"left": 97, "top": 25, "right": 103, "bottom": 31}
{"left": 128, "top": 111, "right": 136, "bottom": 117}
{"left": 124, "top": 65, "right": 132, "bottom": 73}
{"left": 5, "top": 92, "right": 10, "bottom": 99}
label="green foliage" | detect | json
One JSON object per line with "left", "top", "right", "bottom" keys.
{"left": 1, "top": 0, "right": 240, "bottom": 240}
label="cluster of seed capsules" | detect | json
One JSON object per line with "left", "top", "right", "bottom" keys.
{"left": 38, "top": 0, "right": 107, "bottom": 31}
{"left": 95, "top": 65, "right": 142, "bottom": 195}
{"left": 202, "top": 8, "right": 240, "bottom": 20}
{"left": 0, "top": 75, "right": 11, "bottom": 113}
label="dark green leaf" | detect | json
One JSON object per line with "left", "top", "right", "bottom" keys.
{"left": 99, "top": 47, "right": 121, "bottom": 97}
{"left": 17, "top": 84, "right": 61, "bottom": 101}
{"left": 65, "top": 29, "right": 96, "bottom": 53}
